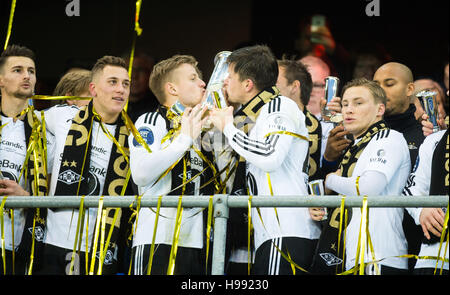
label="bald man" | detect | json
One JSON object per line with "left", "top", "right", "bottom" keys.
{"left": 300, "top": 56, "right": 331, "bottom": 118}
{"left": 374, "top": 62, "right": 426, "bottom": 273}
{"left": 373, "top": 62, "right": 425, "bottom": 166}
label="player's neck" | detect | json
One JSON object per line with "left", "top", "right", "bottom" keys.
{"left": 0, "top": 94, "right": 29, "bottom": 120}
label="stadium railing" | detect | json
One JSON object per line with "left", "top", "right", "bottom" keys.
{"left": 2, "top": 194, "right": 448, "bottom": 275}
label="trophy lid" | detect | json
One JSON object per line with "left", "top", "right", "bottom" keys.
{"left": 416, "top": 90, "right": 437, "bottom": 98}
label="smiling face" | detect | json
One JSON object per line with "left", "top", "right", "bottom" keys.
{"left": 0, "top": 56, "right": 36, "bottom": 99}
{"left": 341, "top": 86, "right": 385, "bottom": 138}
{"left": 90, "top": 65, "right": 130, "bottom": 123}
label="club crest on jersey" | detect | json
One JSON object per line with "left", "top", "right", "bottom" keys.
{"left": 134, "top": 127, "right": 154, "bottom": 147}
{"left": 28, "top": 226, "right": 45, "bottom": 242}
{"left": 319, "top": 253, "right": 343, "bottom": 266}
{"left": 96, "top": 249, "right": 114, "bottom": 265}
{"left": 58, "top": 169, "right": 84, "bottom": 185}
{"left": 178, "top": 170, "right": 192, "bottom": 180}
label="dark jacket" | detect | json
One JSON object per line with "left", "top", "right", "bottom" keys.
{"left": 384, "top": 104, "right": 425, "bottom": 169}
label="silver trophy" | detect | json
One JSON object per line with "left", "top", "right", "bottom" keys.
{"left": 202, "top": 51, "right": 232, "bottom": 110}
{"left": 417, "top": 90, "right": 440, "bottom": 133}
{"left": 321, "top": 76, "right": 342, "bottom": 124}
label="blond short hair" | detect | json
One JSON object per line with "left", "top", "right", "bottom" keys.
{"left": 149, "top": 55, "right": 201, "bottom": 103}
{"left": 53, "top": 69, "right": 91, "bottom": 96}
{"left": 341, "top": 77, "right": 387, "bottom": 105}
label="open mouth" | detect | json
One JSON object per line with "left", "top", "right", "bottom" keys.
{"left": 112, "top": 97, "right": 125, "bottom": 102}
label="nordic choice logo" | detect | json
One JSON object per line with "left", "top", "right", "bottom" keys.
{"left": 65, "top": 0, "right": 80, "bottom": 17}
{"left": 365, "top": 0, "right": 380, "bottom": 17}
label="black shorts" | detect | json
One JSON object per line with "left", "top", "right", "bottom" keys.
{"left": 131, "top": 244, "right": 204, "bottom": 275}
{"left": 38, "top": 243, "right": 119, "bottom": 275}
{"left": 0, "top": 248, "right": 27, "bottom": 275}
{"left": 252, "top": 236, "right": 318, "bottom": 275}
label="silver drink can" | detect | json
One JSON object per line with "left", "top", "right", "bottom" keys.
{"left": 417, "top": 90, "right": 440, "bottom": 133}
{"left": 308, "top": 179, "right": 328, "bottom": 220}
{"left": 322, "top": 76, "right": 341, "bottom": 122}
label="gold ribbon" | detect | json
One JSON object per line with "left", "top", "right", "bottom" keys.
{"left": 3, "top": 0, "right": 16, "bottom": 50}
{"left": 69, "top": 195, "right": 86, "bottom": 275}
{"left": 166, "top": 158, "right": 187, "bottom": 275}
{"left": 147, "top": 195, "right": 163, "bottom": 275}
{"left": 89, "top": 196, "right": 104, "bottom": 275}
{"left": 30, "top": 95, "right": 92, "bottom": 101}
{"left": 205, "top": 195, "right": 214, "bottom": 274}
{"left": 264, "top": 130, "right": 309, "bottom": 142}
{"left": 0, "top": 196, "right": 7, "bottom": 274}
{"left": 247, "top": 195, "right": 253, "bottom": 275}
{"left": 434, "top": 204, "right": 449, "bottom": 274}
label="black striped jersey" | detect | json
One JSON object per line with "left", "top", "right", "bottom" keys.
{"left": 222, "top": 95, "right": 321, "bottom": 251}
{"left": 403, "top": 130, "right": 448, "bottom": 270}
{"left": 328, "top": 128, "right": 411, "bottom": 271}
{"left": 41, "top": 105, "right": 117, "bottom": 251}
{"left": 128, "top": 111, "right": 204, "bottom": 249}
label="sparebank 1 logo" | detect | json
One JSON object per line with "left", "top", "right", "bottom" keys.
{"left": 365, "top": 0, "right": 380, "bottom": 17}
{"left": 65, "top": 0, "right": 80, "bottom": 17}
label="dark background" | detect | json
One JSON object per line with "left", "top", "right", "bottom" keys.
{"left": 1, "top": 0, "right": 448, "bottom": 98}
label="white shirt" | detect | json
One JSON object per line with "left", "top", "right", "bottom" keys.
{"left": 403, "top": 130, "right": 448, "bottom": 270}
{"left": 0, "top": 115, "right": 27, "bottom": 251}
{"left": 42, "top": 105, "right": 116, "bottom": 251}
{"left": 223, "top": 96, "right": 321, "bottom": 251}
{"left": 327, "top": 128, "right": 411, "bottom": 271}
{"left": 129, "top": 111, "right": 204, "bottom": 249}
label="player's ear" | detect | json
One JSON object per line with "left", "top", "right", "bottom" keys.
{"left": 89, "top": 82, "right": 96, "bottom": 97}
{"left": 377, "top": 102, "right": 386, "bottom": 117}
{"left": 166, "top": 82, "right": 177, "bottom": 96}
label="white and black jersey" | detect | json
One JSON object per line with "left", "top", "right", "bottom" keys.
{"left": 327, "top": 129, "right": 411, "bottom": 271}
{"left": 222, "top": 96, "right": 321, "bottom": 252}
{"left": 41, "top": 104, "right": 116, "bottom": 251}
{"left": 128, "top": 111, "right": 204, "bottom": 249}
{"left": 0, "top": 115, "right": 28, "bottom": 251}
{"left": 403, "top": 130, "right": 448, "bottom": 270}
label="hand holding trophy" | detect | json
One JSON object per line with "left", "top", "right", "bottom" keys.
{"left": 416, "top": 90, "right": 440, "bottom": 133}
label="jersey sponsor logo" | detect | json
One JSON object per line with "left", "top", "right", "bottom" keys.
{"left": 369, "top": 149, "right": 387, "bottom": 164}
{"left": 1, "top": 170, "right": 18, "bottom": 182}
{"left": 87, "top": 171, "right": 101, "bottom": 195}
{"left": 57, "top": 169, "right": 84, "bottom": 185}
{"left": 92, "top": 146, "right": 108, "bottom": 155}
{"left": 0, "top": 159, "right": 23, "bottom": 174}
{"left": 133, "top": 127, "right": 154, "bottom": 147}
{"left": 1, "top": 140, "right": 25, "bottom": 151}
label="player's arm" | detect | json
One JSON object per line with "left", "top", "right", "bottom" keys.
{"left": 210, "top": 106, "right": 297, "bottom": 172}
{"left": 325, "top": 133, "right": 408, "bottom": 196}
{"left": 402, "top": 132, "right": 446, "bottom": 239}
{"left": 129, "top": 105, "right": 206, "bottom": 187}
